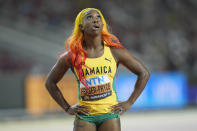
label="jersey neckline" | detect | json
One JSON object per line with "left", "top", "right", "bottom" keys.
{"left": 86, "top": 45, "right": 106, "bottom": 60}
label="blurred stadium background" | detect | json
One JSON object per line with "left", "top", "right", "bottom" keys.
{"left": 0, "top": 0, "right": 197, "bottom": 131}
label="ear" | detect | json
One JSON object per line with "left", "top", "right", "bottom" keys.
{"left": 79, "top": 24, "right": 84, "bottom": 31}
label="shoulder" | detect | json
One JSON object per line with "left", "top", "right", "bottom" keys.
{"left": 110, "top": 46, "right": 125, "bottom": 54}
{"left": 58, "top": 50, "right": 72, "bottom": 67}
{"left": 109, "top": 46, "right": 127, "bottom": 63}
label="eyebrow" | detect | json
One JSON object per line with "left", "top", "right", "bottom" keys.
{"left": 85, "top": 12, "right": 100, "bottom": 16}
{"left": 86, "top": 13, "right": 91, "bottom": 16}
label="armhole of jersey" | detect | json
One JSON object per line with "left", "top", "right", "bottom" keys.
{"left": 71, "top": 67, "right": 79, "bottom": 81}
{"left": 71, "top": 67, "right": 81, "bottom": 100}
{"left": 108, "top": 47, "right": 119, "bottom": 68}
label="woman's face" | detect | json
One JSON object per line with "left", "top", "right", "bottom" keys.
{"left": 80, "top": 9, "right": 103, "bottom": 36}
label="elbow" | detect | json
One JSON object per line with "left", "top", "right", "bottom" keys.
{"left": 145, "top": 70, "right": 150, "bottom": 79}
{"left": 45, "top": 77, "right": 58, "bottom": 91}
{"left": 45, "top": 78, "right": 53, "bottom": 90}
{"left": 45, "top": 79, "right": 50, "bottom": 90}
{"left": 140, "top": 70, "right": 150, "bottom": 80}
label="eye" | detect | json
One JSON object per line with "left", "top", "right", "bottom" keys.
{"left": 97, "top": 15, "right": 101, "bottom": 19}
{"left": 87, "top": 15, "right": 92, "bottom": 20}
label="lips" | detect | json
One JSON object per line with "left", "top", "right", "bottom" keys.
{"left": 92, "top": 25, "right": 100, "bottom": 30}
{"left": 94, "top": 25, "right": 99, "bottom": 28}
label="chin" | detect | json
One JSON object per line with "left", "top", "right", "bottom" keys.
{"left": 88, "top": 31, "right": 102, "bottom": 36}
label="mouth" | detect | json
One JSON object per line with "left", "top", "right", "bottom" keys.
{"left": 92, "top": 25, "right": 100, "bottom": 30}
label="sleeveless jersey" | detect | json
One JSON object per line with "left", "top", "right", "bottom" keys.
{"left": 73, "top": 45, "right": 118, "bottom": 115}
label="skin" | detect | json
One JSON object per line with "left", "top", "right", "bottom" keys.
{"left": 45, "top": 9, "right": 150, "bottom": 131}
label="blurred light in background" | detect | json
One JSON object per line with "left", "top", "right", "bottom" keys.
{"left": 116, "top": 72, "right": 188, "bottom": 110}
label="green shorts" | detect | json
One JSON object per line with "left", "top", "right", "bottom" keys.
{"left": 75, "top": 113, "right": 120, "bottom": 128}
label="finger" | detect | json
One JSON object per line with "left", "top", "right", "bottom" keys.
{"left": 113, "top": 108, "right": 124, "bottom": 114}
{"left": 75, "top": 108, "right": 89, "bottom": 115}
{"left": 74, "top": 112, "right": 81, "bottom": 119}
{"left": 111, "top": 108, "right": 118, "bottom": 113}
{"left": 113, "top": 109, "right": 121, "bottom": 114}
{"left": 111, "top": 104, "right": 121, "bottom": 109}
{"left": 111, "top": 108, "right": 117, "bottom": 113}
{"left": 77, "top": 108, "right": 89, "bottom": 115}
{"left": 120, "top": 108, "right": 127, "bottom": 115}
{"left": 77, "top": 105, "right": 89, "bottom": 109}
{"left": 111, "top": 106, "right": 121, "bottom": 112}
{"left": 76, "top": 107, "right": 89, "bottom": 113}
{"left": 111, "top": 104, "right": 120, "bottom": 108}
{"left": 78, "top": 110, "right": 89, "bottom": 116}
{"left": 119, "top": 110, "right": 125, "bottom": 115}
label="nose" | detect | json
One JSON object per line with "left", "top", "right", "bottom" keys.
{"left": 93, "top": 16, "right": 99, "bottom": 23}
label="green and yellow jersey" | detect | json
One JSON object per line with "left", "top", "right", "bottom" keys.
{"left": 73, "top": 45, "right": 118, "bottom": 115}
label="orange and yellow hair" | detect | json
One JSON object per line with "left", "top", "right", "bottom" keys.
{"left": 65, "top": 8, "right": 123, "bottom": 86}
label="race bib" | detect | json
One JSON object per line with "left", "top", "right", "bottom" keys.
{"left": 80, "top": 75, "right": 112, "bottom": 101}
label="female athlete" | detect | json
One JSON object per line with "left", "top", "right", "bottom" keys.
{"left": 45, "top": 8, "right": 150, "bottom": 131}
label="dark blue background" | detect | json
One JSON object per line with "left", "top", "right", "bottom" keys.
{"left": 115, "top": 72, "right": 188, "bottom": 110}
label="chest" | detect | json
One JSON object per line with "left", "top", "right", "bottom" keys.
{"left": 82, "top": 57, "right": 117, "bottom": 78}
{"left": 86, "top": 48, "right": 104, "bottom": 58}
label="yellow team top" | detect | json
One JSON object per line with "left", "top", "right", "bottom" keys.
{"left": 73, "top": 45, "right": 118, "bottom": 115}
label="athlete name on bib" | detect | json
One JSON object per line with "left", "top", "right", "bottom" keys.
{"left": 80, "top": 75, "right": 112, "bottom": 101}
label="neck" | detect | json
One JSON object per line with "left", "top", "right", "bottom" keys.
{"left": 83, "top": 34, "right": 102, "bottom": 49}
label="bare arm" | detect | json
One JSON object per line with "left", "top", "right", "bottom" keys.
{"left": 111, "top": 47, "right": 150, "bottom": 113}
{"left": 45, "top": 52, "right": 72, "bottom": 111}
{"left": 45, "top": 52, "right": 89, "bottom": 117}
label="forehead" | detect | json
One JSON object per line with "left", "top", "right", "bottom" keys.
{"left": 84, "top": 9, "right": 100, "bottom": 16}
